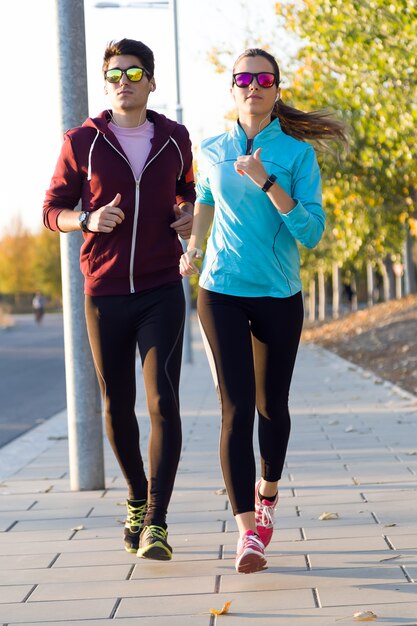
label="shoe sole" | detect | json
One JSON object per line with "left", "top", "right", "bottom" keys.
{"left": 236, "top": 550, "right": 267, "bottom": 574}
{"left": 124, "top": 545, "right": 138, "bottom": 554}
{"left": 137, "top": 542, "right": 172, "bottom": 561}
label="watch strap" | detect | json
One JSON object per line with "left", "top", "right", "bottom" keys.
{"left": 79, "top": 211, "right": 91, "bottom": 233}
{"left": 261, "top": 173, "right": 277, "bottom": 193}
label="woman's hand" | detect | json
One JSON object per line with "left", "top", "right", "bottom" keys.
{"left": 234, "top": 147, "right": 267, "bottom": 187}
{"left": 179, "top": 247, "right": 203, "bottom": 276}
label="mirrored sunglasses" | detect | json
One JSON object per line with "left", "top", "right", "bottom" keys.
{"left": 104, "top": 66, "right": 147, "bottom": 83}
{"left": 233, "top": 72, "right": 277, "bottom": 89}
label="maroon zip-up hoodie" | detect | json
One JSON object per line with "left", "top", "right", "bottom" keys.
{"left": 43, "top": 109, "right": 195, "bottom": 296}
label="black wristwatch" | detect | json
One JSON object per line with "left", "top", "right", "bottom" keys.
{"left": 78, "top": 211, "right": 91, "bottom": 233}
{"left": 261, "top": 174, "right": 277, "bottom": 193}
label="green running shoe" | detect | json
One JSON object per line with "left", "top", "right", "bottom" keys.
{"left": 124, "top": 499, "right": 147, "bottom": 553}
{"left": 137, "top": 525, "right": 172, "bottom": 561}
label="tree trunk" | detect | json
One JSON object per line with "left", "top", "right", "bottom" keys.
{"left": 380, "top": 257, "right": 395, "bottom": 301}
{"left": 366, "top": 261, "right": 374, "bottom": 307}
{"left": 318, "top": 267, "right": 326, "bottom": 321}
{"left": 403, "top": 228, "right": 417, "bottom": 294}
{"left": 351, "top": 273, "right": 358, "bottom": 311}
{"left": 309, "top": 277, "right": 316, "bottom": 322}
{"left": 332, "top": 261, "right": 341, "bottom": 319}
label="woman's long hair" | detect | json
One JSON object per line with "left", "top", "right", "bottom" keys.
{"left": 233, "top": 49, "right": 348, "bottom": 148}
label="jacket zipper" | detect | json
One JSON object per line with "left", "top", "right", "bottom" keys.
{"left": 103, "top": 135, "right": 171, "bottom": 293}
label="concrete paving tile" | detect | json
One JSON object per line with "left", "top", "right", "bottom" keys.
{"left": 11, "top": 467, "right": 68, "bottom": 479}
{"left": 0, "top": 564, "right": 132, "bottom": 585}
{"left": 72, "top": 520, "right": 224, "bottom": 541}
{"left": 1, "top": 599, "right": 116, "bottom": 623}
{"left": 0, "top": 496, "right": 38, "bottom": 512}
{"left": 0, "top": 537, "right": 126, "bottom": 555}
{"left": 129, "top": 604, "right": 417, "bottom": 626}
{"left": 304, "top": 523, "right": 397, "bottom": 540}
{"left": 319, "top": 580, "right": 417, "bottom": 607}
{"left": 0, "top": 553, "right": 58, "bottom": 572}
{"left": 117, "top": 588, "right": 316, "bottom": 618}
{"left": 385, "top": 534, "right": 417, "bottom": 550}
{"left": 0, "top": 480, "right": 56, "bottom": 493}
{"left": 0, "top": 528, "right": 74, "bottom": 543}
{"left": 29, "top": 575, "right": 215, "bottom": 602}
{"left": 129, "top": 553, "right": 306, "bottom": 580}
{"left": 9, "top": 516, "right": 121, "bottom": 532}
{"left": 0, "top": 584, "right": 34, "bottom": 602}
{"left": 53, "top": 550, "right": 139, "bottom": 568}
{"left": 220, "top": 564, "right": 405, "bottom": 592}
{"left": 8, "top": 618, "right": 211, "bottom": 626}
{"left": 1, "top": 505, "right": 95, "bottom": 521}
{"left": 309, "top": 550, "right": 417, "bottom": 569}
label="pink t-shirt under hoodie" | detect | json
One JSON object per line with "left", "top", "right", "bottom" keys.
{"left": 109, "top": 118, "right": 154, "bottom": 179}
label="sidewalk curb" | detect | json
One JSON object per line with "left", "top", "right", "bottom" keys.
{"left": 0, "top": 410, "right": 68, "bottom": 482}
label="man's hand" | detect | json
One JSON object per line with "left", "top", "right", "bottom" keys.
{"left": 170, "top": 203, "right": 193, "bottom": 239}
{"left": 87, "top": 193, "right": 125, "bottom": 233}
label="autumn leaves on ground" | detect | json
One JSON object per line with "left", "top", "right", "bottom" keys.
{"left": 302, "top": 294, "right": 417, "bottom": 397}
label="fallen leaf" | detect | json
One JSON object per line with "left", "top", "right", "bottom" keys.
{"left": 383, "top": 523, "right": 397, "bottom": 528}
{"left": 345, "top": 425, "right": 356, "bottom": 432}
{"left": 406, "top": 451, "right": 417, "bottom": 456}
{"left": 71, "top": 525, "right": 85, "bottom": 531}
{"left": 210, "top": 601, "right": 232, "bottom": 616}
{"left": 328, "top": 420, "right": 340, "bottom": 425}
{"left": 214, "top": 488, "right": 227, "bottom": 495}
{"left": 319, "top": 512, "right": 339, "bottom": 520}
{"left": 353, "top": 610, "right": 377, "bottom": 621}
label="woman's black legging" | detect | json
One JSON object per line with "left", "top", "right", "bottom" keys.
{"left": 197, "top": 288, "right": 303, "bottom": 516}
{"left": 85, "top": 281, "right": 185, "bottom": 525}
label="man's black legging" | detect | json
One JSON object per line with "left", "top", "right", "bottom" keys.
{"left": 85, "top": 281, "right": 185, "bottom": 525}
{"left": 197, "top": 288, "right": 303, "bottom": 516}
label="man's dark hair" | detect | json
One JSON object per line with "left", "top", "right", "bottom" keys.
{"left": 103, "top": 39, "right": 155, "bottom": 77}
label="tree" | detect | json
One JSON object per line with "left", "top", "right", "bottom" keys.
{"left": 0, "top": 218, "right": 36, "bottom": 296}
{"left": 277, "top": 0, "right": 417, "bottom": 293}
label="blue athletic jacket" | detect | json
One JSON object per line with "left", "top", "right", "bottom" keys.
{"left": 196, "top": 118, "right": 324, "bottom": 298}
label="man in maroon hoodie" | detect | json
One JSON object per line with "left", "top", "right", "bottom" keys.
{"left": 43, "top": 38, "right": 195, "bottom": 561}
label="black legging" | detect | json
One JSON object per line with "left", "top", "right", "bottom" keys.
{"left": 85, "top": 281, "right": 185, "bottom": 525}
{"left": 197, "top": 288, "right": 303, "bottom": 516}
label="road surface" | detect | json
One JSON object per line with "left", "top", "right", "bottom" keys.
{"left": 0, "top": 313, "right": 66, "bottom": 448}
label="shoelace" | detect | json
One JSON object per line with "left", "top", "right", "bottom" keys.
{"left": 239, "top": 532, "right": 264, "bottom": 551}
{"left": 127, "top": 502, "right": 147, "bottom": 529}
{"left": 255, "top": 499, "right": 276, "bottom": 527}
{"left": 147, "top": 525, "right": 168, "bottom": 540}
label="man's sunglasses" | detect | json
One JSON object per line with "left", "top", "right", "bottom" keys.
{"left": 104, "top": 66, "right": 149, "bottom": 83}
{"left": 233, "top": 72, "right": 277, "bottom": 89}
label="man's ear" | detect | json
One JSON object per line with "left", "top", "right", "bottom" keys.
{"left": 149, "top": 79, "right": 156, "bottom": 92}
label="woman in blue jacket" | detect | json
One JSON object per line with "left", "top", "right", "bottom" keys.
{"left": 180, "top": 48, "right": 347, "bottom": 574}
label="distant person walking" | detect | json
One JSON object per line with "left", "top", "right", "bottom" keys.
{"left": 32, "top": 292, "right": 46, "bottom": 324}
{"left": 43, "top": 38, "right": 195, "bottom": 561}
{"left": 180, "top": 48, "right": 347, "bottom": 574}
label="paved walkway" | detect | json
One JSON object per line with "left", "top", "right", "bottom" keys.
{"left": 1, "top": 320, "right": 417, "bottom": 625}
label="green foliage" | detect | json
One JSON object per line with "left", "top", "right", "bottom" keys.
{"left": 276, "top": 0, "right": 417, "bottom": 278}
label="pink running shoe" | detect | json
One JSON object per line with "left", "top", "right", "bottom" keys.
{"left": 235, "top": 530, "right": 267, "bottom": 574}
{"left": 255, "top": 479, "right": 278, "bottom": 548}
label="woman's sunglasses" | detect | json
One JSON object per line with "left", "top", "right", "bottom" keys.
{"left": 233, "top": 72, "right": 277, "bottom": 89}
{"left": 104, "top": 66, "right": 148, "bottom": 83}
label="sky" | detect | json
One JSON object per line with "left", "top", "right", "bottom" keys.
{"left": 1, "top": 0, "right": 298, "bottom": 234}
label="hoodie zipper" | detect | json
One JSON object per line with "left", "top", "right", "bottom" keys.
{"left": 104, "top": 135, "right": 171, "bottom": 293}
